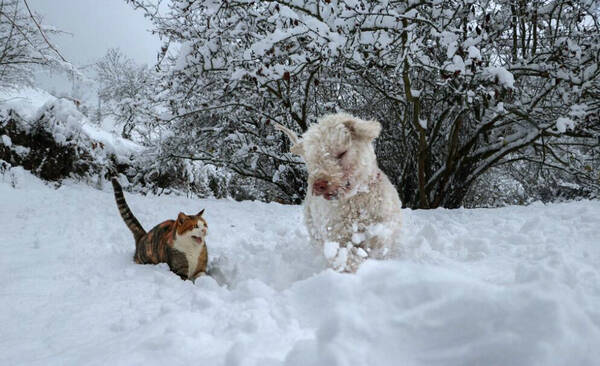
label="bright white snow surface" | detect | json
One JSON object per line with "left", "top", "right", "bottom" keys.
{"left": 1, "top": 168, "right": 600, "bottom": 366}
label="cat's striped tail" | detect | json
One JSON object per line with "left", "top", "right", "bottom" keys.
{"left": 111, "top": 177, "right": 146, "bottom": 242}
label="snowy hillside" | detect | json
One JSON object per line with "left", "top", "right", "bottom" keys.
{"left": 1, "top": 168, "right": 599, "bottom": 365}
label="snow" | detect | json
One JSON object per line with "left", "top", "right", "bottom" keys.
{"left": 1, "top": 168, "right": 600, "bottom": 365}
{"left": 1, "top": 86, "right": 143, "bottom": 159}
{"left": 34, "top": 99, "right": 85, "bottom": 145}
{"left": 467, "top": 45, "right": 481, "bottom": 60}
{"left": 496, "top": 102, "right": 505, "bottom": 113}
{"left": 440, "top": 31, "right": 459, "bottom": 59}
{"left": 0, "top": 87, "right": 57, "bottom": 120}
{"left": 556, "top": 117, "right": 575, "bottom": 133}
{"left": 323, "top": 241, "right": 339, "bottom": 260}
{"left": 175, "top": 42, "right": 194, "bottom": 71}
{"left": 81, "top": 122, "right": 144, "bottom": 156}
{"left": 446, "top": 55, "right": 465, "bottom": 74}
{"left": 1, "top": 134, "right": 11, "bottom": 147}
{"left": 483, "top": 66, "right": 515, "bottom": 88}
{"left": 569, "top": 104, "right": 588, "bottom": 119}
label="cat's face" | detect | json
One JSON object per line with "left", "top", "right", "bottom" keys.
{"left": 175, "top": 210, "right": 207, "bottom": 244}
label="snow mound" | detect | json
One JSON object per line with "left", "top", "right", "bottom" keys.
{"left": 1, "top": 170, "right": 599, "bottom": 365}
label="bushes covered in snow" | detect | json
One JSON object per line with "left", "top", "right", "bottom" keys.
{"left": 123, "top": 0, "right": 600, "bottom": 208}
{"left": 0, "top": 91, "right": 284, "bottom": 201}
{"left": 0, "top": 96, "right": 162, "bottom": 189}
{"left": 0, "top": 106, "right": 101, "bottom": 181}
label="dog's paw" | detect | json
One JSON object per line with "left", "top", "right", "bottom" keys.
{"left": 323, "top": 241, "right": 347, "bottom": 272}
{"left": 324, "top": 242, "right": 368, "bottom": 273}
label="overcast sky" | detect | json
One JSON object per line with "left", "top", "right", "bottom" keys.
{"left": 28, "top": 0, "right": 162, "bottom": 66}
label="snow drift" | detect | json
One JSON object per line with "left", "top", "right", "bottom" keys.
{"left": 1, "top": 167, "right": 599, "bottom": 365}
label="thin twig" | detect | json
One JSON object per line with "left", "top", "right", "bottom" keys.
{"left": 22, "top": 0, "right": 67, "bottom": 62}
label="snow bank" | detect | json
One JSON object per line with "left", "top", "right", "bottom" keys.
{"left": 1, "top": 170, "right": 599, "bottom": 365}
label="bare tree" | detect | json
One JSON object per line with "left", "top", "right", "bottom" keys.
{"left": 95, "top": 48, "right": 160, "bottom": 143}
{"left": 0, "top": 0, "right": 67, "bottom": 87}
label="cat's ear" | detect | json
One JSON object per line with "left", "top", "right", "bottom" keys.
{"left": 177, "top": 212, "right": 187, "bottom": 225}
{"left": 197, "top": 209, "right": 205, "bottom": 216}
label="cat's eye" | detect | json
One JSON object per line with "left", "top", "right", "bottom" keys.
{"left": 336, "top": 151, "right": 347, "bottom": 160}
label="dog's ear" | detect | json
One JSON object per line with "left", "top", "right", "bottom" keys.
{"left": 344, "top": 119, "right": 382, "bottom": 141}
{"left": 274, "top": 122, "right": 305, "bottom": 156}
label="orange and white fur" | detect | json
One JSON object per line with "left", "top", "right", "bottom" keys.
{"left": 111, "top": 177, "right": 208, "bottom": 280}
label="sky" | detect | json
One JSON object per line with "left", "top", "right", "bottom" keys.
{"left": 25, "top": 0, "right": 164, "bottom": 96}
{"left": 28, "top": 0, "right": 162, "bottom": 66}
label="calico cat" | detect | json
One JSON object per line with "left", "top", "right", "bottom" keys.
{"left": 111, "top": 177, "right": 208, "bottom": 281}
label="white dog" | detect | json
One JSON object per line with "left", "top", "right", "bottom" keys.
{"left": 276, "top": 113, "right": 402, "bottom": 272}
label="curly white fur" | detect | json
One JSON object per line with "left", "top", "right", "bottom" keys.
{"left": 276, "top": 113, "right": 402, "bottom": 272}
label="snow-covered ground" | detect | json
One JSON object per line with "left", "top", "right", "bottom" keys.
{"left": 1, "top": 168, "right": 599, "bottom": 366}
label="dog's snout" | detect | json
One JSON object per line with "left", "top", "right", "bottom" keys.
{"left": 313, "top": 179, "right": 329, "bottom": 195}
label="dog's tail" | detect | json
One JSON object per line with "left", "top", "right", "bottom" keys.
{"left": 274, "top": 122, "right": 305, "bottom": 155}
{"left": 273, "top": 122, "right": 300, "bottom": 144}
{"left": 111, "top": 177, "right": 146, "bottom": 242}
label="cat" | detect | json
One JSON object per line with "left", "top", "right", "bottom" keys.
{"left": 111, "top": 177, "right": 208, "bottom": 281}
